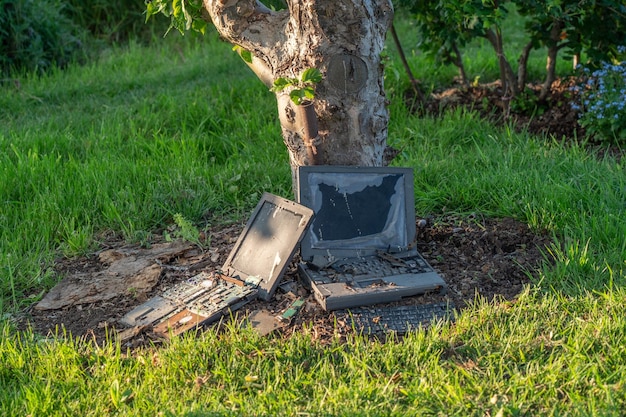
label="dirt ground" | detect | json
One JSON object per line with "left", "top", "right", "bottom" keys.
{"left": 414, "top": 78, "right": 622, "bottom": 161}
{"left": 18, "top": 214, "right": 552, "bottom": 346}
{"left": 17, "top": 79, "right": 616, "bottom": 345}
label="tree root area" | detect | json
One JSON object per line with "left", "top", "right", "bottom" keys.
{"left": 17, "top": 215, "right": 552, "bottom": 346}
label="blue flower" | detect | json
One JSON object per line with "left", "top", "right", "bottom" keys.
{"left": 575, "top": 58, "right": 626, "bottom": 142}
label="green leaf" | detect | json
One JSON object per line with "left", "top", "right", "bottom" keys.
{"left": 240, "top": 50, "right": 253, "bottom": 63}
{"left": 232, "top": 46, "right": 254, "bottom": 64}
{"left": 302, "top": 86, "right": 315, "bottom": 100}
{"left": 289, "top": 90, "right": 306, "bottom": 105}
{"left": 110, "top": 379, "right": 120, "bottom": 409}
{"left": 191, "top": 19, "right": 207, "bottom": 35}
{"left": 271, "top": 77, "right": 296, "bottom": 92}
{"left": 180, "top": 0, "right": 192, "bottom": 31}
{"left": 300, "top": 68, "right": 322, "bottom": 84}
{"left": 146, "top": 3, "right": 157, "bottom": 19}
{"left": 172, "top": 0, "right": 182, "bottom": 17}
{"left": 120, "top": 389, "right": 135, "bottom": 405}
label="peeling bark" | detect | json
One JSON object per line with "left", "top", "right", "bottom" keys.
{"left": 203, "top": 0, "right": 394, "bottom": 187}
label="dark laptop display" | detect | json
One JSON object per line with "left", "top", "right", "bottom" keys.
{"left": 300, "top": 168, "right": 414, "bottom": 258}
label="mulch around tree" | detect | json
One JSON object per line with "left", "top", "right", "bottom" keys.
{"left": 17, "top": 215, "right": 552, "bottom": 346}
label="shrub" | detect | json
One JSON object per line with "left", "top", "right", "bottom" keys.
{"left": 0, "top": 0, "right": 85, "bottom": 75}
{"left": 399, "top": 0, "right": 626, "bottom": 100}
{"left": 572, "top": 47, "right": 626, "bottom": 143}
{"left": 64, "top": 0, "right": 169, "bottom": 44}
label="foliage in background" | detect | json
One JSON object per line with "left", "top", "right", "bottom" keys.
{"left": 0, "top": 0, "right": 171, "bottom": 76}
{"left": 0, "top": 0, "right": 85, "bottom": 75}
{"left": 572, "top": 47, "right": 626, "bottom": 143}
{"left": 64, "top": 0, "right": 169, "bottom": 44}
{"left": 403, "top": 0, "right": 528, "bottom": 98}
{"left": 408, "top": 0, "right": 475, "bottom": 87}
{"left": 516, "top": 0, "right": 626, "bottom": 97}
{"left": 399, "top": 0, "right": 626, "bottom": 100}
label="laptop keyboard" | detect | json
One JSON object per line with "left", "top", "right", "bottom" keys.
{"left": 306, "top": 252, "right": 433, "bottom": 284}
{"left": 187, "top": 280, "right": 257, "bottom": 317}
{"left": 338, "top": 302, "right": 454, "bottom": 334}
{"left": 161, "top": 272, "right": 215, "bottom": 304}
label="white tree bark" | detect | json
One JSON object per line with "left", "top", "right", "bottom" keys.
{"left": 203, "top": 0, "right": 394, "bottom": 181}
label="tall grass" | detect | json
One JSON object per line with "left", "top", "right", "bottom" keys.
{"left": 1, "top": 33, "right": 291, "bottom": 306}
{"left": 1, "top": 287, "right": 625, "bottom": 415}
{"left": 1, "top": 14, "right": 625, "bottom": 416}
{"left": 388, "top": 104, "right": 625, "bottom": 294}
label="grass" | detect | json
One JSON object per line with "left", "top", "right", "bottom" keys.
{"left": 2, "top": 289, "right": 625, "bottom": 415}
{"left": 0, "top": 32, "right": 292, "bottom": 306}
{"left": 1, "top": 13, "right": 625, "bottom": 416}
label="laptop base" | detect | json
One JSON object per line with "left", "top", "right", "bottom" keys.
{"left": 298, "top": 249, "right": 446, "bottom": 311}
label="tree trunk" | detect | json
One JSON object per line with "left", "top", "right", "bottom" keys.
{"left": 540, "top": 45, "right": 558, "bottom": 100}
{"left": 390, "top": 24, "right": 424, "bottom": 102}
{"left": 450, "top": 42, "right": 469, "bottom": 88}
{"left": 485, "top": 27, "right": 518, "bottom": 105}
{"left": 540, "top": 21, "right": 563, "bottom": 100}
{"left": 203, "top": 0, "right": 394, "bottom": 190}
{"left": 517, "top": 41, "right": 533, "bottom": 91}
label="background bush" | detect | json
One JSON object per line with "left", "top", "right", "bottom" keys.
{"left": 0, "top": 0, "right": 85, "bottom": 75}
{"left": 0, "top": 0, "right": 169, "bottom": 76}
{"left": 572, "top": 50, "right": 626, "bottom": 142}
{"left": 397, "top": 0, "right": 626, "bottom": 99}
{"left": 63, "top": 0, "right": 169, "bottom": 44}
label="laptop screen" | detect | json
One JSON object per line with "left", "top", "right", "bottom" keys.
{"left": 297, "top": 166, "right": 416, "bottom": 259}
{"left": 222, "top": 193, "right": 314, "bottom": 300}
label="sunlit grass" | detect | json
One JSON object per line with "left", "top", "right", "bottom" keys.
{"left": 2, "top": 287, "right": 625, "bottom": 415}
{"left": 1, "top": 13, "right": 625, "bottom": 416}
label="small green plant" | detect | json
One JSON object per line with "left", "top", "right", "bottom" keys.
{"left": 571, "top": 46, "right": 626, "bottom": 143}
{"left": 172, "top": 213, "right": 205, "bottom": 248}
{"left": 145, "top": 0, "right": 207, "bottom": 35}
{"left": 510, "top": 88, "right": 544, "bottom": 116}
{"left": 270, "top": 68, "right": 323, "bottom": 105}
{"left": 109, "top": 379, "right": 134, "bottom": 410}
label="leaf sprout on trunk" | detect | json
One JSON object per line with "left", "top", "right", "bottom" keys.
{"left": 270, "top": 68, "right": 323, "bottom": 105}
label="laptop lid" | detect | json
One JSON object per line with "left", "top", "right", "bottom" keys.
{"left": 297, "top": 166, "right": 416, "bottom": 260}
{"left": 221, "top": 192, "right": 314, "bottom": 300}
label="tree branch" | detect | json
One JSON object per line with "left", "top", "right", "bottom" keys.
{"left": 204, "top": 0, "right": 288, "bottom": 69}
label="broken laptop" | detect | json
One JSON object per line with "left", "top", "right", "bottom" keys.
{"left": 120, "top": 192, "right": 314, "bottom": 337}
{"left": 296, "top": 166, "right": 446, "bottom": 311}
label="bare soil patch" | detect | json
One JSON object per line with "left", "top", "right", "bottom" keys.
{"left": 421, "top": 79, "right": 585, "bottom": 141}
{"left": 17, "top": 215, "right": 552, "bottom": 346}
